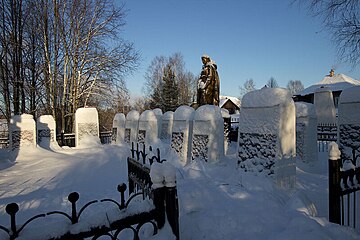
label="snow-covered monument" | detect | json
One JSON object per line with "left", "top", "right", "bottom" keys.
{"left": 75, "top": 107, "right": 99, "bottom": 147}
{"left": 153, "top": 108, "right": 163, "bottom": 139}
{"left": 138, "top": 110, "right": 158, "bottom": 145}
{"left": 237, "top": 87, "right": 296, "bottom": 188}
{"left": 160, "top": 111, "right": 174, "bottom": 143}
{"left": 112, "top": 113, "right": 126, "bottom": 144}
{"left": 295, "top": 102, "right": 318, "bottom": 164}
{"left": 9, "top": 114, "right": 36, "bottom": 150}
{"left": 37, "top": 115, "right": 59, "bottom": 149}
{"left": 338, "top": 86, "right": 360, "bottom": 164}
{"left": 192, "top": 105, "right": 224, "bottom": 163}
{"left": 171, "top": 106, "right": 195, "bottom": 165}
{"left": 125, "top": 110, "right": 140, "bottom": 144}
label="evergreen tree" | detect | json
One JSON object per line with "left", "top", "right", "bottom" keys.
{"left": 162, "top": 65, "right": 179, "bottom": 112}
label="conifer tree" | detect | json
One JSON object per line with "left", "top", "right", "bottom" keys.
{"left": 162, "top": 65, "right": 179, "bottom": 112}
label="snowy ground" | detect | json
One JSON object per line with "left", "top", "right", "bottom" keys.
{"left": 0, "top": 141, "right": 359, "bottom": 240}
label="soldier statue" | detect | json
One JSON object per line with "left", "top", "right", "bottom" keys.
{"left": 197, "top": 54, "right": 220, "bottom": 107}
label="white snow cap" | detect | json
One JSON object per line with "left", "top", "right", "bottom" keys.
{"left": 173, "top": 105, "right": 195, "bottom": 121}
{"left": 113, "top": 113, "right": 125, "bottom": 122}
{"left": 11, "top": 114, "right": 33, "bottom": 123}
{"left": 194, "top": 105, "right": 222, "bottom": 121}
{"left": 153, "top": 108, "right": 163, "bottom": 116}
{"left": 339, "top": 85, "right": 360, "bottom": 104}
{"left": 139, "top": 110, "right": 157, "bottom": 121}
{"left": 162, "top": 111, "right": 174, "bottom": 120}
{"left": 126, "top": 110, "right": 140, "bottom": 120}
{"left": 242, "top": 87, "right": 292, "bottom": 108}
{"left": 295, "top": 102, "right": 316, "bottom": 118}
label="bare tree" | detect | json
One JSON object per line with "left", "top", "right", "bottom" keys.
{"left": 296, "top": 0, "right": 360, "bottom": 67}
{"left": 267, "top": 77, "right": 279, "bottom": 88}
{"left": 287, "top": 80, "right": 304, "bottom": 94}
{"left": 239, "top": 78, "right": 256, "bottom": 99}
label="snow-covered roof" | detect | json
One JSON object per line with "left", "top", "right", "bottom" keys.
{"left": 297, "top": 74, "right": 360, "bottom": 96}
{"left": 219, "top": 95, "right": 241, "bottom": 108}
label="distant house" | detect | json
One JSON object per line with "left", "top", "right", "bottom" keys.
{"left": 219, "top": 96, "right": 240, "bottom": 114}
{"left": 294, "top": 69, "right": 360, "bottom": 108}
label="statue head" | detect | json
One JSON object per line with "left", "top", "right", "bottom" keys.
{"left": 201, "top": 54, "right": 210, "bottom": 65}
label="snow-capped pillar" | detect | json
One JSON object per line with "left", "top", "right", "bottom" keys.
{"left": 153, "top": 108, "right": 163, "bottom": 138}
{"left": 112, "top": 113, "right": 126, "bottom": 144}
{"left": 237, "top": 87, "right": 296, "bottom": 189}
{"left": 171, "top": 106, "right": 195, "bottom": 165}
{"left": 314, "top": 87, "right": 337, "bottom": 125}
{"left": 138, "top": 110, "right": 158, "bottom": 145}
{"left": 338, "top": 86, "right": 360, "bottom": 165}
{"left": 160, "top": 111, "right": 174, "bottom": 143}
{"left": 37, "top": 115, "right": 58, "bottom": 148}
{"left": 328, "top": 142, "right": 341, "bottom": 225}
{"left": 75, "top": 107, "right": 99, "bottom": 147}
{"left": 295, "top": 102, "right": 318, "bottom": 164}
{"left": 9, "top": 114, "right": 36, "bottom": 150}
{"left": 192, "top": 105, "right": 224, "bottom": 163}
{"left": 125, "top": 110, "right": 140, "bottom": 145}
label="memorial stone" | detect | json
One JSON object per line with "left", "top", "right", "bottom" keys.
{"left": 37, "top": 115, "right": 59, "bottom": 149}
{"left": 295, "top": 102, "right": 318, "bottom": 164}
{"left": 314, "top": 87, "right": 337, "bottom": 125}
{"left": 138, "top": 110, "right": 158, "bottom": 145}
{"left": 338, "top": 86, "right": 360, "bottom": 164}
{"left": 112, "top": 113, "right": 126, "bottom": 144}
{"left": 237, "top": 87, "right": 296, "bottom": 188}
{"left": 171, "top": 106, "right": 195, "bottom": 165}
{"left": 160, "top": 111, "right": 174, "bottom": 143}
{"left": 192, "top": 105, "right": 224, "bottom": 163}
{"left": 9, "top": 114, "right": 36, "bottom": 150}
{"left": 75, "top": 107, "right": 99, "bottom": 147}
{"left": 125, "top": 110, "right": 140, "bottom": 144}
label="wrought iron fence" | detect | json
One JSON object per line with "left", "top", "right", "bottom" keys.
{"left": 0, "top": 143, "right": 180, "bottom": 240}
{"left": 56, "top": 131, "right": 113, "bottom": 147}
{"left": 127, "top": 142, "right": 179, "bottom": 239}
{"left": 329, "top": 144, "right": 360, "bottom": 229}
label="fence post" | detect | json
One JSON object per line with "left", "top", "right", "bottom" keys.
{"left": 165, "top": 186, "right": 180, "bottom": 240}
{"left": 328, "top": 142, "right": 341, "bottom": 224}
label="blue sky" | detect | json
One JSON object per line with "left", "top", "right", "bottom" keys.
{"left": 121, "top": 0, "right": 360, "bottom": 98}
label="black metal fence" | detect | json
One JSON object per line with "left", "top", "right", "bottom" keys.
{"left": 127, "top": 142, "right": 179, "bottom": 239}
{"left": 0, "top": 143, "right": 180, "bottom": 240}
{"left": 329, "top": 145, "right": 360, "bottom": 228}
{"left": 318, "top": 123, "right": 337, "bottom": 152}
{"left": 56, "top": 131, "right": 112, "bottom": 147}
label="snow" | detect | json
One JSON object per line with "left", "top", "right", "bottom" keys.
{"left": 339, "top": 86, "right": 360, "bottom": 104}
{"left": 241, "top": 87, "right": 292, "bottom": 108}
{"left": 298, "top": 73, "right": 360, "bottom": 96}
{"left": 0, "top": 141, "right": 359, "bottom": 239}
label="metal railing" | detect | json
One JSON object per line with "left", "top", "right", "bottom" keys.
{"left": 0, "top": 143, "right": 180, "bottom": 240}
{"left": 329, "top": 144, "right": 360, "bottom": 229}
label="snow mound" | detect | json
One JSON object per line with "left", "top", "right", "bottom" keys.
{"left": 242, "top": 87, "right": 292, "bottom": 108}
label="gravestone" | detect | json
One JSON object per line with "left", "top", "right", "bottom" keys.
{"left": 112, "top": 113, "right": 126, "bottom": 144}
{"left": 295, "top": 102, "right": 318, "bottom": 164}
{"left": 138, "top": 110, "right": 158, "bottom": 145}
{"left": 221, "top": 108, "right": 231, "bottom": 154}
{"left": 192, "top": 105, "right": 224, "bottom": 163}
{"left": 171, "top": 106, "right": 195, "bottom": 165}
{"left": 338, "top": 86, "right": 360, "bottom": 164}
{"left": 153, "top": 108, "right": 163, "bottom": 138}
{"left": 9, "top": 114, "right": 36, "bottom": 150}
{"left": 37, "top": 115, "right": 59, "bottom": 149}
{"left": 125, "top": 110, "right": 140, "bottom": 144}
{"left": 160, "top": 111, "right": 174, "bottom": 143}
{"left": 314, "top": 86, "right": 336, "bottom": 125}
{"left": 75, "top": 107, "right": 99, "bottom": 147}
{"left": 237, "top": 87, "right": 296, "bottom": 188}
